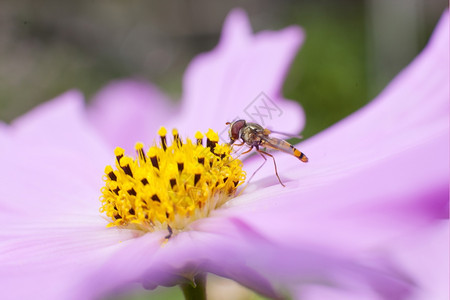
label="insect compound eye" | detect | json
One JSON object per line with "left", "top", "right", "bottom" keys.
{"left": 229, "top": 119, "right": 246, "bottom": 140}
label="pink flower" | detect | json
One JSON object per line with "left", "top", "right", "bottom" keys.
{"left": 0, "top": 9, "right": 448, "bottom": 300}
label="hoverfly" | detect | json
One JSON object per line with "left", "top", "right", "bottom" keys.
{"left": 226, "top": 119, "right": 308, "bottom": 187}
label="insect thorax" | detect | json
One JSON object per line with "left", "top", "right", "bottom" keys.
{"left": 240, "top": 122, "right": 264, "bottom": 146}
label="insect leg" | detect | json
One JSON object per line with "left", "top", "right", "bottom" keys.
{"left": 231, "top": 140, "right": 245, "bottom": 149}
{"left": 245, "top": 149, "right": 268, "bottom": 186}
{"left": 256, "top": 148, "right": 285, "bottom": 187}
{"left": 231, "top": 145, "right": 254, "bottom": 163}
{"left": 240, "top": 146, "right": 254, "bottom": 155}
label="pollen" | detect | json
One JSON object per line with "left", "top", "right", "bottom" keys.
{"left": 100, "top": 127, "right": 246, "bottom": 235}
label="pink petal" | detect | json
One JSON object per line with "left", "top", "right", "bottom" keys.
{"left": 0, "top": 91, "right": 111, "bottom": 214}
{"left": 217, "top": 11, "right": 449, "bottom": 299}
{"left": 80, "top": 216, "right": 413, "bottom": 300}
{"left": 88, "top": 79, "right": 177, "bottom": 153}
{"left": 241, "top": 11, "right": 448, "bottom": 196}
{"left": 226, "top": 131, "right": 447, "bottom": 251}
{"left": 0, "top": 212, "right": 143, "bottom": 300}
{"left": 9, "top": 90, "right": 110, "bottom": 165}
{"left": 388, "top": 221, "right": 449, "bottom": 300}
{"left": 175, "top": 8, "right": 305, "bottom": 136}
{"left": 71, "top": 232, "right": 166, "bottom": 300}
{"left": 1, "top": 9, "right": 446, "bottom": 300}
{"left": 0, "top": 122, "right": 12, "bottom": 157}
{"left": 162, "top": 217, "right": 412, "bottom": 299}
{"left": 291, "top": 221, "right": 448, "bottom": 300}
{"left": 226, "top": 11, "right": 448, "bottom": 253}
{"left": 86, "top": 9, "right": 305, "bottom": 150}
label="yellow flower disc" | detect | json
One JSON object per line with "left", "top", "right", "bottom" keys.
{"left": 100, "top": 127, "right": 246, "bottom": 235}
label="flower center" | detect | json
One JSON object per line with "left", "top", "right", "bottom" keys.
{"left": 100, "top": 127, "right": 245, "bottom": 235}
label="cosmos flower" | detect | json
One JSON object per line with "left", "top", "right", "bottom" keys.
{"left": 0, "top": 8, "right": 448, "bottom": 300}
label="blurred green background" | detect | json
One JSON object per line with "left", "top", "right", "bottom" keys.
{"left": 0, "top": 0, "right": 446, "bottom": 299}
{"left": 1, "top": 0, "right": 447, "bottom": 139}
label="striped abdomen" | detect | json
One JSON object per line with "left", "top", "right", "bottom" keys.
{"left": 261, "top": 137, "right": 308, "bottom": 163}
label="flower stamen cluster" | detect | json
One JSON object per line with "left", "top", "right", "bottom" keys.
{"left": 100, "top": 127, "right": 245, "bottom": 234}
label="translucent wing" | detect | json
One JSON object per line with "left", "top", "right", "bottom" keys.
{"left": 265, "top": 129, "right": 303, "bottom": 140}
{"left": 260, "top": 136, "right": 308, "bottom": 163}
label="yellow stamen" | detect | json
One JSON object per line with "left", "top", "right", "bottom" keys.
{"left": 100, "top": 127, "right": 246, "bottom": 235}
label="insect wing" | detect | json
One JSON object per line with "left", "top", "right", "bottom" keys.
{"left": 261, "top": 136, "right": 308, "bottom": 162}
{"left": 265, "top": 129, "right": 303, "bottom": 140}
{"left": 260, "top": 136, "right": 293, "bottom": 153}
